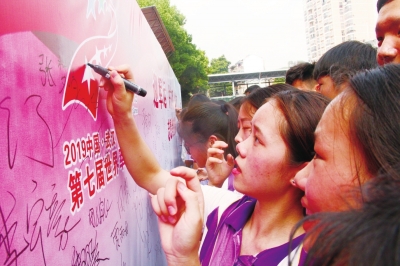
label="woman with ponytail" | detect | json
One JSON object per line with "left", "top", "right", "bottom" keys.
{"left": 178, "top": 101, "right": 238, "bottom": 170}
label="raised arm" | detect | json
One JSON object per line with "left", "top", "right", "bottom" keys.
{"left": 206, "top": 141, "right": 235, "bottom": 187}
{"left": 100, "top": 64, "right": 169, "bottom": 194}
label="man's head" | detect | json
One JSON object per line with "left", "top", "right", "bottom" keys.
{"left": 244, "top": 85, "right": 260, "bottom": 95}
{"left": 285, "top": 62, "right": 317, "bottom": 91}
{"left": 313, "top": 41, "right": 377, "bottom": 99}
{"left": 376, "top": 0, "right": 400, "bottom": 65}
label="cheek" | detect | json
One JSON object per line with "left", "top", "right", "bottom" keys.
{"left": 246, "top": 148, "right": 284, "bottom": 178}
{"left": 243, "top": 131, "right": 251, "bottom": 140}
{"left": 305, "top": 166, "right": 333, "bottom": 212}
{"left": 393, "top": 54, "right": 400, "bottom": 64}
{"left": 190, "top": 148, "right": 206, "bottom": 167}
{"left": 307, "top": 167, "right": 353, "bottom": 213}
{"left": 377, "top": 53, "right": 384, "bottom": 66}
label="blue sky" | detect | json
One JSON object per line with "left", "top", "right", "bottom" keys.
{"left": 169, "top": 0, "right": 308, "bottom": 70}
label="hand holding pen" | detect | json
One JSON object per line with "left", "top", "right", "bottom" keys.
{"left": 99, "top": 64, "right": 137, "bottom": 121}
{"left": 88, "top": 63, "right": 147, "bottom": 97}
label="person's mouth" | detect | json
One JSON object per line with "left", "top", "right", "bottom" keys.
{"left": 232, "top": 160, "right": 242, "bottom": 175}
{"left": 301, "top": 196, "right": 312, "bottom": 215}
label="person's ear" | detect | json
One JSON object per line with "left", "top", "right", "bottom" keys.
{"left": 208, "top": 135, "right": 218, "bottom": 147}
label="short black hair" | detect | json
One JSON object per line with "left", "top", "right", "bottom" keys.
{"left": 285, "top": 62, "right": 315, "bottom": 85}
{"left": 313, "top": 41, "right": 377, "bottom": 88}
{"left": 187, "top": 93, "right": 210, "bottom": 108}
{"left": 228, "top": 96, "right": 244, "bottom": 111}
{"left": 244, "top": 85, "right": 260, "bottom": 94}
{"left": 377, "top": 0, "right": 392, "bottom": 12}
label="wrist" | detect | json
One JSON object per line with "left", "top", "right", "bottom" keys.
{"left": 112, "top": 111, "right": 134, "bottom": 126}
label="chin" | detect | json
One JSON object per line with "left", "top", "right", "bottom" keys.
{"left": 232, "top": 181, "right": 245, "bottom": 194}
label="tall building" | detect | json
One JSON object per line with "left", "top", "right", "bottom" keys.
{"left": 304, "top": 0, "right": 377, "bottom": 62}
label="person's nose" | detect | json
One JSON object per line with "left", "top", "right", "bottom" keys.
{"left": 234, "top": 131, "right": 243, "bottom": 144}
{"left": 292, "top": 162, "right": 310, "bottom": 191}
{"left": 377, "top": 38, "right": 398, "bottom": 65}
{"left": 235, "top": 140, "right": 246, "bottom": 158}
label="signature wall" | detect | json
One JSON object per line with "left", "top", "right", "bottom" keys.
{"left": 0, "top": 0, "right": 182, "bottom": 265}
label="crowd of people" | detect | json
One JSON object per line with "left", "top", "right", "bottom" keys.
{"left": 99, "top": 0, "right": 400, "bottom": 265}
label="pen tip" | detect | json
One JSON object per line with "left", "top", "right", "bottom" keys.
{"left": 87, "top": 63, "right": 94, "bottom": 68}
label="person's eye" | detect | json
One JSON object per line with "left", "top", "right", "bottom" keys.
{"left": 376, "top": 36, "right": 383, "bottom": 47}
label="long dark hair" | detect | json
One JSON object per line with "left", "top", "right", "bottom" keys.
{"left": 292, "top": 64, "right": 400, "bottom": 265}
{"left": 246, "top": 84, "right": 298, "bottom": 109}
{"left": 298, "top": 171, "right": 400, "bottom": 266}
{"left": 345, "top": 64, "right": 400, "bottom": 179}
{"left": 272, "top": 90, "right": 330, "bottom": 165}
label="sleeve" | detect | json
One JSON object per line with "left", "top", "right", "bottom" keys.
{"left": 200, "top": 185, "right": 242, "bottom": 224}
{"left": 199, "top": 185, "right": 243, "bottom": 256}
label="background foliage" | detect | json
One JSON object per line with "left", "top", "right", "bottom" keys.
{"left": 208, "top": 55, "right": 232, "bottom": 97}
{"left": 137, "top": 0, "right": 211, "bottom": 105}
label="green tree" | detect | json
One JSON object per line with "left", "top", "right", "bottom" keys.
{"left": 273, "top": 77, "right": 285, "bottom": 84}
{"left": 208, "top": 55, "right": 232, "bottom": 97}
{"left": 137, "top": 0, "right": 209, "bottom": 105}
{"left": 209, "top": 55, "right": 230, "bottom": 74}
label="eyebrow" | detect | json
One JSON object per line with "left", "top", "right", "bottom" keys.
{"left": 376, "top": 16, "right": 400, "bottom": 32}
{"left": 239, "top": 117, "right": 252, "bottom": 122}
{"left": 253, "top": 123, "right": 266, "bottom": 142}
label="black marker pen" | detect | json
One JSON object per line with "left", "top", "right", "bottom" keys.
{"left": 87, "top": 63, "right": 147, "bottom": 97}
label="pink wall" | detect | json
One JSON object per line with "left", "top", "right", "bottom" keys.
{"left": 0, "top": 0, "right": 181, "bottom": 265}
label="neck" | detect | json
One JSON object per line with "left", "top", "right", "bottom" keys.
{"left": 249, "top": 198, "right": 304, "bottom": 235}
{"left": 241, "top": 191, "right": 305, "bottom": 254}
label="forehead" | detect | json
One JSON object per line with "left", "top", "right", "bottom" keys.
{"left": 377, "top": 0, "right": 400, "bottom": 29}
{"left": 252, "top": 100, "right": 281, "bottom": 128}
{"left": 239, "top": 101, "right": 257, "bottom": 118}
{"left": 315, "top": 95, "right": 350, "bottom": 142}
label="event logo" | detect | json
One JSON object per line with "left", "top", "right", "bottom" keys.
{"left": 62, "top": 0, "right": 117, "bottom": 121}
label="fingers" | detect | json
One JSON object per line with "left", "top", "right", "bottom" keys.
{"left": 156, "top": 188, "right": 171, "bottom": 222}
{"left": 207, "top": 141, "right": 228, "bottom": 161}
{"left": 207, "top": 156, "right": 223, "bottom": 165}
{"left": 151, "top": 187, "right": 177, "bottom": 224}
{"left": 163, "top": 178, "right": 180, "bottom": 217}
{"left": 207, "top": 147, "right": 225, "bottom": 162}
{"left": 196, "top": 169, "right": 208, "bottom": 181}
{"left": 150, "top": 192, "right": 165, "bottom": 221}
{"left": 170, "top": 166, "right": 201, "bottom": 193}
{"left": 211, "top": 140, "right": 228, "bottom": 149}
{"left": 109, "top": 69, "right": 128, "bottom": 97}
{"left": 176, "top": 182, "right": 202, "bottom": 224}
{"left": 100, "top": 64, "right": 134, "bottom": 95}
{"left": 226, "top": 154, "right": 235, "bottom": 167}
{"left": 170, "top": 166, "right": 196, "bottom": 181}
{"left": 109, "top": 64, "right": 134, "bottom": 80}
{"left": 170, "top": 166, "right": 204, "bottom": 219}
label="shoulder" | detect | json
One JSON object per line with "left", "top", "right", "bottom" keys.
{"left": 201, "top": 185, "right": 243, "bottom": 218}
